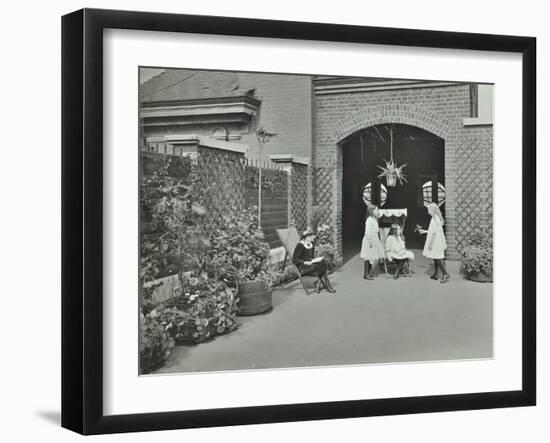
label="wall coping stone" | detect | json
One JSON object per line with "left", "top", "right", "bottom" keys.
{"left": 152, "top": 134, "right": 249, "bottom": 154}
{"left": 269, "top": 154, "right": 310, "bottom": 166}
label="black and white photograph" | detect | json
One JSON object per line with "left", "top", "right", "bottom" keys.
{"left": 0, "top": 0, "right": 543, "bottom": 439}
{"left": 139, "top": 67, "right": 494, "bottom": 375}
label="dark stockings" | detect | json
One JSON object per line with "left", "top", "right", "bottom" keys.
{"left": 315, "top": 272, "right": 335, "bottom": 293}
{"left": 363, "top": 261, "right": 373, "bottom": 279}
{"left": 322, "top": 274, "right": 335, "bottom": 292}
{"left": 430, "top": 260, "right": 439, "bottom": 279}
{"left": 393, "top": 259, "right": 408, "bottom": 279}
{"left": 432, "top": 259, "right": 449, "bottom": 278}
{"left": 395, "top": 260, "right": 404, "bottom": 278}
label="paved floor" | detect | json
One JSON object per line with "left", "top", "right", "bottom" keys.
{"left": 156, "top": 252, "right": 493, "bottom": 374}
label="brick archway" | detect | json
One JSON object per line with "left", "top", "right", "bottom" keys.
{"left": 332, "top": 104, "right": 452, "bottom": 143}
{"left": 326, "top": 104, "right": 455, "bottom": 262}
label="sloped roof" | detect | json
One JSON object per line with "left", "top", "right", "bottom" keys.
{"left": 140, "top": 69, "right": 254, "bottom": 103}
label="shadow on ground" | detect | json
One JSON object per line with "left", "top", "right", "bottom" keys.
{"left": 36, "top": 410, "right": 60, "bottom": 426}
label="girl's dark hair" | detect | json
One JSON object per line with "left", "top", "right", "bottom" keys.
{"left": 389, "top": 224, "right": 405, "bottom": 241}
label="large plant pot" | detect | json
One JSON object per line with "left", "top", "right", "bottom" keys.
{"left": 236, "top": 280, "right": 273, "bottom": 316}
{"left": 465, "top": 271, "right": 493, "bottom": 283}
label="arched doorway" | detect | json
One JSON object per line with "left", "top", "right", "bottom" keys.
{"left": 341, "top": 123, "right": 445, "bottom": 262}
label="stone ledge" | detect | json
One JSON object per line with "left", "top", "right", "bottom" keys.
{"left": 149, "top": 134, "right": 249, "bottom": 154}
{"left": 269, "top": 154, "right": 310, "bottom": 166}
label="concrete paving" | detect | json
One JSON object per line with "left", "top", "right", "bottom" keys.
{"left": 156, "top": 252, "right": 493, "bottom": 374}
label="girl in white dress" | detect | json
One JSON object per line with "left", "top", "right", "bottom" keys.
{"left": 418, "top": 202, "right": 450, "bottom": 283}
{"left": 360, "top": 205, "right": 386, "bottom": 280}
{"left": 385, "top": 224, "right": 414, "bottom": 279}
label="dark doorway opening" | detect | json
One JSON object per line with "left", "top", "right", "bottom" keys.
{"left": 341, "top": 124, "right": 445, "bottom": 263}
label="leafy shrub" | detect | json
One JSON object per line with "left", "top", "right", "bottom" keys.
{"left": 461, "top": 229, "right": 493, "bottom": 278}
{"left": 315, "top": 223, "right": 333, "bottom": 244}
{"left": 315, "top": 223, "right": 336, "bottom": 266}
{"left": 158, "top": 273, "right": 239, "bottom": 344}
{"left": 140, "top": 283, "right": 160, "bottom": 316}
{"left": 139, "top": 155, "right": 273, "bottom": 361}
{"left": 270, "top": 265, "right": 299, "bottom": 287}
{"left": 140, "top": 310, "right": 175, "bottom": 374}
{"left": 461, "top": 229, "right": 493, "bottom": 250}
{"left": 204, "top": 207, "right": 274, "bottom": 285}
{"left": 316, "top": 243, "right": 336, "bottom": 264}
{"left": 462, "top": 245, "right": 493, "bottom": 277}
{"left": 310, "top": 205, "right": 328, "bottom": 232}
{"left": 140, "top": 154, "right": 240, "bottom": 357}
{"left": 140, "top": 155, "right": 209, "bottom": 279}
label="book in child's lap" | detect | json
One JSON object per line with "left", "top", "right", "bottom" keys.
{"left": 311, "top": 257, "right": 323, "bottom": 263}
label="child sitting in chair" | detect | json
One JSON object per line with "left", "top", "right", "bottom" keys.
{"left": 385, "top": 224, "right": 414, "bottom": 279}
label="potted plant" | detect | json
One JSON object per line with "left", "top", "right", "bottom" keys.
{"left": 206, "top": 208, "right": 275, "bottom": 316}
{"left": 376, "top": 126, "right": 407, "bottom": 187}
{"left": 377, "top": 159, "right": 407, "bottom": 187}
{"left": 460, "top": 230, "right": 493, "bottom": 282}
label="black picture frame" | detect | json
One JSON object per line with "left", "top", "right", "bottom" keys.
{"left": 62, "top": 8, "right": 536, "bottom": 435}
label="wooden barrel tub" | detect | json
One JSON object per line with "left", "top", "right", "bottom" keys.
{"left": 236, "top": 280, "right": 273, "bottom": 316}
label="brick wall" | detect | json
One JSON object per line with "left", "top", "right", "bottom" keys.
{"left": 314, "top": 84, "right": 494, "bottom": 260}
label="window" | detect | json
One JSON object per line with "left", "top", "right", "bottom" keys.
{"left": 421, "top": 181, "right": 446, "bottom": 207}
{"left": 464, "top": 84, "right": 494, "bottom": 126}
{"left": 363, "top": 182, "right": 387, "bottom": 207}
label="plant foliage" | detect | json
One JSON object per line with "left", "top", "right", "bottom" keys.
{"left": 158, "top": 273, "right": 240, "bottom": 344}
{"left": 140, "top": 309, "right": 175, "bottom": 374}
{"left": 205, "top": 207, "right": 274, "bottom": 284}
{"left": 461, "top": 229, "right": 493, "bottom": 278}
{"left": 315, "top": 223, "right": 336, "bottom": 266}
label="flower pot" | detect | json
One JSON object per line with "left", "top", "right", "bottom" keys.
{"left": 465, "top": 271, "right": 493, "bottom": 283}
{"left": 236, "top": 280, "right": 273, "bottom": 316}
{"left": 386, "top": 173, "right": 397, "bottom": 187}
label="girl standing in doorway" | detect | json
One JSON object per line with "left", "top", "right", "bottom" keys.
{"left": 418, "top": 202, "right": 450, "bottom": 283}
{"left": 360, "top": 205, "right": 386, "bottom": 280}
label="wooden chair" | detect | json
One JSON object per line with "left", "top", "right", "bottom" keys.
{"left": 276, "top": 227, "right": 319, "bottom": 295}
{"left": 383, "top": 257, "right": 412, "bottom": 278}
